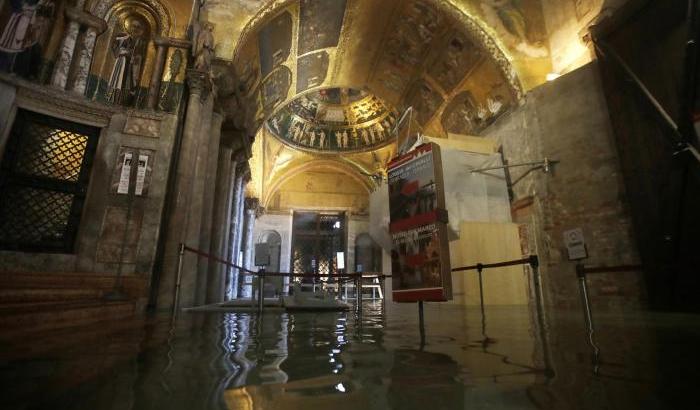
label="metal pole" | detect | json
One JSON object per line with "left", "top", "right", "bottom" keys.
{"left": 356, "top": 274, "right": 362, "bottom": 317}
{"left": 258, "top": 268, "right": 265, "bottom": 314}
{"left": 477, "top": 264, "right": 487, "bottom": 344}
{"left": 576, "top": 264, "right": 600, "bottom": 374}
{"left": 172, "top": 243, "right": 185, "bottom": 317}
{"left": 477, "top": 264, "right": 485, "bottom": 318}
{"left": 418, "top": 300, "right": 425, "bottom": 350}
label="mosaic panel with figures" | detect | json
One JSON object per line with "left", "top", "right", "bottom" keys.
{"left": 266, "top": 87, "right": 399, "bottom": 154}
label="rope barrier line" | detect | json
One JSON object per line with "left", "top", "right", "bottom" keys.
{"left": 180, "top": 244, "right": 391, "bottom": 280}
{"left": 451, "top": 255, "right": 539, "bottom": 272}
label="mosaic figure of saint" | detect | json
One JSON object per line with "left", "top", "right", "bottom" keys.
{"left": 107, "top": 18, "right": 145, "bottom": 106}
{"left": 0, "top": 0, "right": 55, "bottom": 76}
{"left": 361, "top": 128, "right": 370, "bottom": 146}
{"left": 375, "top": 122, "right": 385, "bottom": 140}
{"left": 342, "top": 130, "right": 349, "bottom": 148}
{"left": 335, "top": 130, "right": 342, "bottom": 148}
{"left": 309, "top": 129, "right": 316, "bottom": 147}
{"left": 369, "top": 126, "right": 377, "bottom": 144}
{"left": 319, "top": 129, "right": 326, "bottom": 149}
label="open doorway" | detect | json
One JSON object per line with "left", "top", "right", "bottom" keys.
{"left": 291, "top": 211, "right": 346, "bottom": 279}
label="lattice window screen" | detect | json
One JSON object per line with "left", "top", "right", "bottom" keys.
{"left": 0, "top": 110, "right": 99, "bottom": 252}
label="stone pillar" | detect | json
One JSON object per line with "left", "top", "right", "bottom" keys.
{"left": 70, "top": 14, "right": 107, "bottom": 95}
{"left": 206, "top": 147, "right": 237, "bottom": 304}
{"left": 239, "top": 197, "right": 259, "bottom": 299}
{"left": 184, "top": 92, "right": 214, "bottom": 307}
{"left": 195, "top": 111, "right": 224, "bottom": 305}
{"left": 51, "top": 7, "right": 84, "bottom": 89}
{"left": 156, "top": 70, "right": 211, "bottom": 311}
{"left": 147, "top": 38, "right": 169, "bottom": 109}
{"left": 227, "top": 169, "right": 247, "bottom": 300}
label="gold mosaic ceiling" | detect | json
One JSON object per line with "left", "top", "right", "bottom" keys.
{"left": 210, "top": 0, "right": 554, "bottom": 206}
{"left": 208, "top": 0, "right": 552, "bottom": 138}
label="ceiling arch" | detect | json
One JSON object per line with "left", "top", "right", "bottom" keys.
{"left": 226, "top": 0, "right": 550, "bottom": 139}
{"left": 262, "top": 158, "right": 373, "bottom": 209}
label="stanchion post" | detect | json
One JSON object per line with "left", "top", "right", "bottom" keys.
{"left": 172, "top": 243, "right": 185, "bottom": 317}
{"left": 258, "top": 268, "right": 265, "bottom": 314}
{"left": 576, "top": 263, "right": 600, "bottom": 373}
{"left": 356, "top": 273, "right": 362, "bottom": 316}
{"left": 418, "top": 300, "right": 425, "bottom": 349}
{"left": 477, "top": 263, "right": 485, "bottom": 315}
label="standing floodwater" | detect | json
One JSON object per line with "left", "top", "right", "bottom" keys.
{"left": 1, "top": 302, "right": 698, "bottom": 409}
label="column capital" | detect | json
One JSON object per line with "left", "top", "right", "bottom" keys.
{"left": 154, "top": 36, "right": 192, "bottom": 49}
{"left": 186, "top": 69, "right": 211, "bottom": 96}
{"left": 65, "top": 7, "right": 107, "bottom": 33}
{"left": 244, "top": 197, "right": 260, "bottom": 211}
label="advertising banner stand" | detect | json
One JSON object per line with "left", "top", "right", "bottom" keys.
{"left": 387, "top": 143, "right": 452, "bottom": 340}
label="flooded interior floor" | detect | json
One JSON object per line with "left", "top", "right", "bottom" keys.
{"left": 1, "top": 302, "right": 699, "bottom": 410}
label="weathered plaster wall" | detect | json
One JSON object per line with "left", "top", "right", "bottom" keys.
{"left": 540, "top": 0, "right": 630, "bottom": 73}
{"left": 0, "top": 79, "right": 178, "bottom": 309}
{"left": 483, "top": 61, "right": 644, "bottom": 309}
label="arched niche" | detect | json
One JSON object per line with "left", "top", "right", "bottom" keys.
{"left": 86, "top": 0, "right": 172, "bottom": 107}
{"left": 256, "top": 230, "right": 284, "bottom": 296}
{"left": 355, "top": 232, "right": 381, "bottom": 273}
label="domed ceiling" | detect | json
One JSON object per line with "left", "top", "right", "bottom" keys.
{"left": 265, "top": 87, "right": 399, "bottom": 153}
{"left": 223, "top": 0, "right": 552, "bottom": 140}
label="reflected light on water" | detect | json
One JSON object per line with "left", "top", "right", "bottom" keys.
{"left": 1, "top": 301, "right": 699, "bottom": 409}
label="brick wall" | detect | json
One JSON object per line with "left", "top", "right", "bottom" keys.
{"left": 483, "top": 61, "right": 645, "bottom": 309}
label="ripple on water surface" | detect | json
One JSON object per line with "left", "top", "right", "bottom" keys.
{"left": 1, "top": 302, "right": 699, "bottom": 409}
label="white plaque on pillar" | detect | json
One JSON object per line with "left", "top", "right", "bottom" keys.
{"left": 117, "top": 152, "right": 133, "bottom": 194}
{"left": 135, "top": 154, "right": 149, "bottom": 196}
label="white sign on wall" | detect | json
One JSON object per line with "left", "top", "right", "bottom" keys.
{"left": 117, "top": 152, "right": 133, "bottom": 194}
{"left": 563, "top": 228, "right": 588, "bottom": 260}
{"left": 135, "top": 154, "right": 148, "bottom": 196}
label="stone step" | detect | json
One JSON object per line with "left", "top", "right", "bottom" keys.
{"left": 0, "top": 271, "right": 149, "bottom": 307}
{"left": 0, "top": 299, "right": 137, "bottom": 337}
{"left": 0, "top": 288, "right": 104, "bottom": 304}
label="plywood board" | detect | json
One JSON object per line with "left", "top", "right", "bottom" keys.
{"left": 448, "top": 221, "right": 529, "bottom": 306}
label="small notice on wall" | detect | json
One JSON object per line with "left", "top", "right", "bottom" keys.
{"left": 135, "top": 154, "right": 149, "bottom": 196}
{"left": 117, "top": 152, "right": 133, "bottom": 194}
{"left": 564, "top": 228, "right": 588, "bottom": 260}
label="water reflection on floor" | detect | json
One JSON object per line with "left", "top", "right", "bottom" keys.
{"left": 1, "top": 302, "right": 699, "bottom": 409}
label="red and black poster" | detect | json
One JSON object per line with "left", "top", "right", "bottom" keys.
{"left": 388, "top": 143, "right": 452, "bottom": 302}
{"left": 387, "top": 143, "right": 447, "bottom": 233}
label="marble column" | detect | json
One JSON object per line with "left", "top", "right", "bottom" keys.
{"left": 51, "top": 6, "right": 85, "bottom": 89}
{"left": 70, "top": 15, "right": 107, "bottom": 95}
{"left": 239, "top": 197, "right": 259, "bottom": 299}
{"left": 147, "top": 38, "right": 169, "bottom": 109}
{"left": 227, "top": 170, "right": 247, "bottom": 300}
{"left": 195, "top": 111, "right": 224, "bottom": 305}
{"left": 206, "top": 147, "right": 237, "bottom": 304}
{"left": 185, "top": 93, "right": 215, "bottom": 307}
{"left": 157, "top": 70, "right": 211, "bottom": 311}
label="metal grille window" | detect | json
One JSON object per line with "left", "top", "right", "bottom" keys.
{"left": 291, "top": 212, "right": 345, "bottom": 280}
{"left": 0, "top": 110, "right": 99, "bottom": 252}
